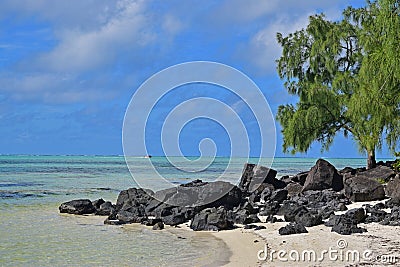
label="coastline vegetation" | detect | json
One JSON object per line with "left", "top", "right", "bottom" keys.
{"left": 276, "top": 0, "right": 400, "bottom": 169}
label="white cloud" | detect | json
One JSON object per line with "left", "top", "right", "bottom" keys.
{"left": 244, "top": 14, "right": 311, "bottom": 73}
{"left": 235, "top": 0, "right": 353, "bottom": 73}
{"left": 33, "top": 0, "right": 154, "bottom": 73}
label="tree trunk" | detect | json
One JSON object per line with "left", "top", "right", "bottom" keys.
{"left": 367, "top": 149, "right": 376, "bottom": 170}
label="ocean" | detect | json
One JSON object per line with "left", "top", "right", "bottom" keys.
{"left": 0, "top": 155, "right": 390, "bottom": 266}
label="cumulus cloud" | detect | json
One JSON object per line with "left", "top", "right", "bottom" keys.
{"left": 35, "top": 0, "right": 155, "bottom": 73}
{"left": 0, "top": 0, "right": 185, "bottom": 103}
{"left": 0, "top": 0, "right": 359, "bottom": 104}
{"left": 229, "top": 0, "right": 355, "bottom": 73}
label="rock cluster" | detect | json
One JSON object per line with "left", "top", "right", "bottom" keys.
{"left": 59, "top": 158, "right": 399, "bottom": 235}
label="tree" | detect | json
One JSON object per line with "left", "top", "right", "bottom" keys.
{"left": 276, "top": 0, "right": 400, "bottom": 169}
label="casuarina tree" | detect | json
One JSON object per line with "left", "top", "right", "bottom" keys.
{"left": 276, "top": 0, "right": 399, "bottom": 169}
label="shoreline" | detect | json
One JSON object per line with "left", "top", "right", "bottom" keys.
{"left": 212, "top": 200, "right": 400, "bottom": 267}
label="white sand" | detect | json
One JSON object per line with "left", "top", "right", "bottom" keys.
{"left": 213, "top": 200, "right": 400, "bottom": 267}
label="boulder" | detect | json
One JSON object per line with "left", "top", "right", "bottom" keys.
{"left": 344, "top": 176, "right": 385, "bottom": 202}
{"left": 278, "top": 201, "right": 308, "bottom": 222}
{"left": 302, "top": 159, "right": 343, "bottom": 192}
{"left": 233, "top": 209, "right": 260, "bottom": 224}
{"left": 356, "top": 165, "right": 395, "bottom": 182}
{"left": 294, "top": 209, "right": 323, "bottom": 227}
{"left": 190, "top": 207, "right": 234, "bottom": 231}
{"left": 344, "top": 208, "right": 367, "bottom": 224}
{"left": 162, "top": 212, "right": 187, "bottom": 226}
{"left": 239, "top": 163, "right": 284, "bottom": 193}
{"left": 331, "top": 216, "right": 367, "bottom": 235}
{"left": 59, "top": 199, "right": 96, "bottom": 215}
{"left": 386, "top": 174, "right": 400, "bottom": 199}
{"left": 326, "top": 208, "right": 367, "bottom": 235}
{"left": 278, "top": 223, "right": 308, "bottom": 235}
{"left": 116, "top": 206, "right": 146, "bottom": 224}
{"left": 116, "top": 188, "right": 154, "bottom": 211}
{"left": 153, "top": 181, "right": 242, "bottom": 209}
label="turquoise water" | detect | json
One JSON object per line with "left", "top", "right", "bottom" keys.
{"left": 0, "top": 155, "right": 392, "bottom": 266}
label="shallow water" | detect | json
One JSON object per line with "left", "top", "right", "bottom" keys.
{"left": 0, "top": 155, "right": 392, "bottom": 266}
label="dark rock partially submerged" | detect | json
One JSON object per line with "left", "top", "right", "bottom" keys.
{"left": 59, "top": 199, "right": 96, "bottom": 215}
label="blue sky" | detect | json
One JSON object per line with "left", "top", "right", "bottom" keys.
{"left": 0, "top": 0, "right": 393, "bottom": 159}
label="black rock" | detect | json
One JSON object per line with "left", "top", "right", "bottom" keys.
{"left": 154, "top": 181, "right": 243, "bottom": 209}
{"left": 386, "top": 197, "right": 400, "bottom": 208}
{"left": 240, "top": 201, "right": 259, "bottom": 214}
{"left": 239, "top": 163, "right": 283, "bottom": 194}
{"left": 278, "top": 201, "right": 308, "bottom": 222}
{"left": 152, "top": 222, "right": 164, "bottom": 230}
{"left": 302, "top": 159, "right": 343, "bottom": 192}
{"left": 339, "top": 167, "right": 357, "bottom": 176}
{"left": 190, "top": 207, "right": 234, "bottom": 231}
{"left": 162, "top": 213, "right": 187, "bottom": 226}
{"left": 326, "top": 208, "right": 367, "bottom": 235}
{"left": 278, "top": 222, "right": 308, "bottom": 235}
{"left": 294, "top": 209, "right": 323, "bottom": 227}
{"left": 386, "top": 175, "right": 400, "bottom": 199}
{"left": 331, "top": 216, "right": 367, "bottom": 235}
{"left": 345, "top": 208, "right": 367, "bottom": 224}
{"left": 344, "top": 176, "right": 385, "bottom": 202}
{"left": 116, "top": 207, "right": 146, "bottom": 224}
{"left": 59, "top": 199, "right": 96, "bottom": 215}
{"left": 95, "top": 201, "right": 115, "bottom": 216}
{"left": 258, "top": 201, "right": 281, "bottom": 216}
{"left": 356, "top": 166, "right": 395, "bottom": 183}
{"left": 233, "top": 209, "right": 260, "bottom": 224}
{"left": 116, "top": 188, "right": 154, "bottom": 210}
{"left": 291, "top": 171, "right": 309, "bottom": 186}
{"left": 260, "top": 185, "right": 274, "bottom": 202}
{"left": 380, "top": 206, "right": 400, "bottom": 226}
{"left": 270, "top": 189, "right": 288, "bottom": 203}
{"left": 92, "top": 198, "right": 105, "bottom": 209}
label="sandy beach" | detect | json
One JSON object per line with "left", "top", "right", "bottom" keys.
{"left": 213, "top": 201, "right": 400, "bottom": 267}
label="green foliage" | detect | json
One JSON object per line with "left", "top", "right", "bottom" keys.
{"left": 393, "top": 152, "right": 400, "bottom": 172}
{"left": 376, "top": 178, "right": 387, "bottom": 184}
{"left": 276, "top": 0, "right": 400, "bottom": 167}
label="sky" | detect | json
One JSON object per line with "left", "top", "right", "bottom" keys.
{"left": 0, "top": 0, "right": 393, "bottom": 159}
